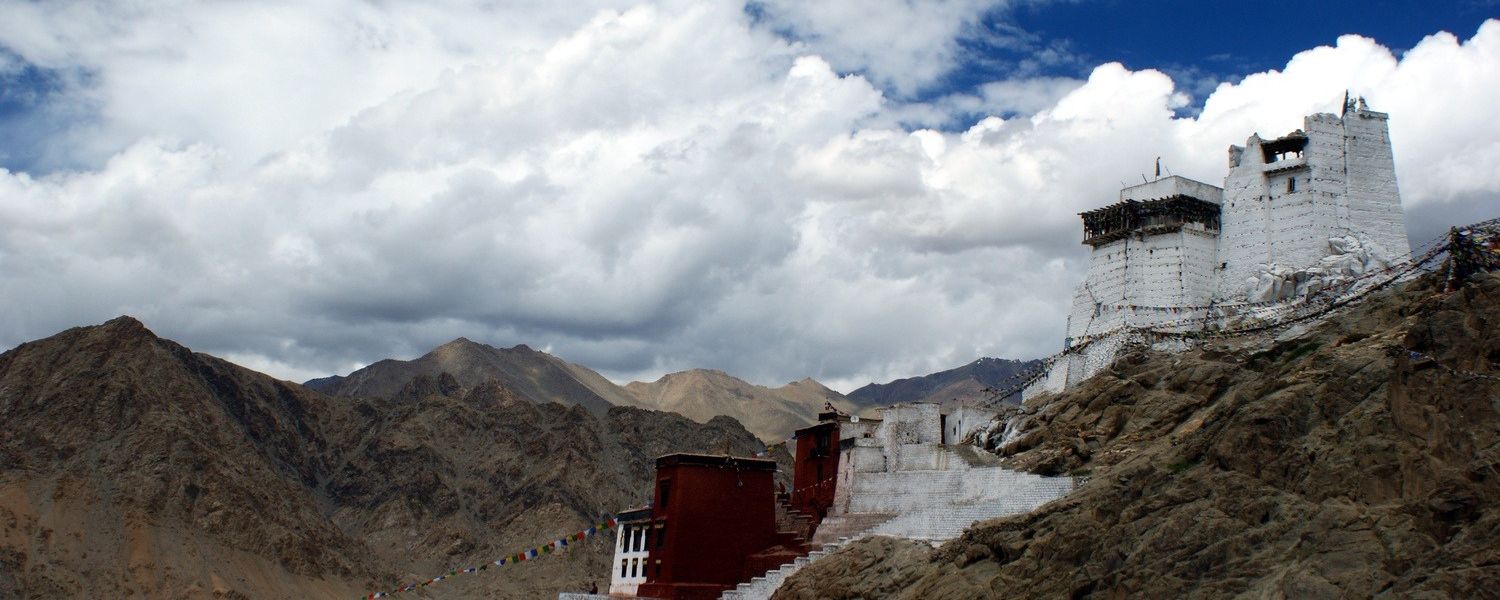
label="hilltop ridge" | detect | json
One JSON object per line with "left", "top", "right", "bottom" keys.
{"left": 306, "top": 337, "right": 635, "bottom": 412}
{"left": 624, "top": 368, "right": 858, "bottom": 441}
{"left": 775, "top": 271, "right": 1500, "bottom": 599}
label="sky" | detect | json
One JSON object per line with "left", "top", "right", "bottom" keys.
{"left": 0, "top": 1, "right": 1497, "bottom": 392}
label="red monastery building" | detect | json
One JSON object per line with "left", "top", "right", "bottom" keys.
{"left": 789, "top": 417, "right": 839, "bottom": 524}
{"left": 631, "top": 454, "right": 806, "bottom": 600}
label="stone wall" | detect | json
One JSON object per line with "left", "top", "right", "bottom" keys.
{"left": 1218, "top": 108, "right": 1407, "bottom": 300}
{"left": 945, "top": 406, "right": 998, "bottom": 444}
{"left": 1342, "top": 109, "right": 1410, "bottom": 259}
{"left": 1033, "top": 107, "right": 1410, "bottom": 397}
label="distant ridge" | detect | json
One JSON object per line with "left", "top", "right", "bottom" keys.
{"left": 848, "top": 357, "right": 1039, "bottom": 410}
{"left": 307, "top": 337, "right": 637, "bottom": 413}
{"left": 624, "top": 369, "right": 858, "bottom": 442}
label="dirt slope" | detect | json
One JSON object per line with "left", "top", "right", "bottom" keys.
{"left": 775, "top": 273, "right": 1500, "bottom": 599}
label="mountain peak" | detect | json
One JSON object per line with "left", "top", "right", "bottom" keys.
{"left": 438, "top": 336, "right": 481, "bottom": 349}
{"left": 430, "top": 337, "right": 493, "bottom": 359}
{"left": 94, "top": 315, "right": 160, "bottom": 345}
{"left": 101, "top": 314, "right": 150, "bottom": 333}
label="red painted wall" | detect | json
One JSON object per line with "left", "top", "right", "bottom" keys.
{"left": 636, "top": 454, "right": 781, "bottom": 600}
{"left": 791, "top": 421, "right": 839, "bottom": 524}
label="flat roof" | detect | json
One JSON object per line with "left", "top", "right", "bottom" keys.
{"left": 794, "top": 421, "right": 838, "bottom": 437}
{"left": 616, "top": 506, "right": 652, "bottom": 522}
{"left": 654, "top": 453, "right": 778, "bottom": 471}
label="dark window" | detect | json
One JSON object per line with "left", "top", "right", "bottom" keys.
{"left": 1287, "top": 177, "right": 1296, "bottom": 193}
{"left": 621, "top": 559, "right": 628, "bottom": 578}
{"left": 657, "top": 524, "right": 667, "bottom": 548}
{"left": 658, "top": 480, "right": 671, "bottom": 509}
{"left": 644, "top": 527, "right": 654, "bottom": 549}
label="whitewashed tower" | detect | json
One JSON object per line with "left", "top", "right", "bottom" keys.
{"left": 1041, "top": 175, "right": 1224, "bottom": 392}
{"left": 1217, "top": 100, "right": 1410, "bottom": 300}
{"left": 1028, "top": 102, "right": 1410, "bottom": 397}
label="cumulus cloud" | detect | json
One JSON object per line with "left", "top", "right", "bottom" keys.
{"left": 746, "top": 0, "right": 1017, "bottom": 97}
{"left": 0, "top": 2, "right": 1496, "bottom": 391}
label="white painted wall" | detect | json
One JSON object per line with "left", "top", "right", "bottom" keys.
{"left": 1030, "top": 107, "right": 1410, "bottom": 397}
{"left": 945, "top": 406, "right": 999, "bottom": 444}
{"left": 609, "top": 521, "right": 651, "bottom": 596}
{"left": 1218, "top": 108, "right": 1408, "bottom": 300}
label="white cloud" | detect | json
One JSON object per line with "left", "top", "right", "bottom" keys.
{"left": 0, "top": 3, "right": 1496, "bottom": 392}
{"left": 747, "top": 0, "right": 1019, "bottom": 97}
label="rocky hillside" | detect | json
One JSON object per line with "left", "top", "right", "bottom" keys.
{"left": 0, "top": 318, "right": 771, "bottom": 599}
{"left": 848, "top": 357, "right": 1037, "bottom": 410}
{"left": 306, "top": 337, "right": 637, "bottom": 413}
{"left": 775, "top": 272, "right": 1500, "bottom": 599}
{"left": 625, "top": 369, "right": 858, "bottom": 441}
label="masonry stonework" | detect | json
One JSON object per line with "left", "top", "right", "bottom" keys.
{"left": 1029, "top": 103, "right": 1410, "bottom": 397}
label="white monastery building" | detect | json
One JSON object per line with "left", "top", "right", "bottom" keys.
{"left": 1030, "top": 99, "right": 1410, "bottom": 395}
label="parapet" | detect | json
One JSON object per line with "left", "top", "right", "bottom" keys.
{"left": 1117, "top": 175, "right": 1223, "bottom": 204}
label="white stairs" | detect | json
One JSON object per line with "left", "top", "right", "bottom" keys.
{"left": 717, "top": 536, "right": 862, "bottom": 600}
{"left": 716, "top": 467, "right": 1077, "bottom": 600}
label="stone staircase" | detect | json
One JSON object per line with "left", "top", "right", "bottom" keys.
{"left": 717, "top": 466, "right": 1077, "bottom": 600}
{"left": 807, "top": 511, "right": 893, "bottom": 548}
{"left": 867, "top": 472, "right": 1074, "bottom": 541}
{"left": 718, "top": 536, "right": 862, "bottom": 600}
{"left": 773, "top": 496, "right": 815, "bottom": 543}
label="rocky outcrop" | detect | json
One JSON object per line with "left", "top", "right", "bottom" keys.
{"left": 0, "top": 318, "right": 771, "bottom": 599}
{"left": 774, "top": 272, "right": 1500, "bottom": 599}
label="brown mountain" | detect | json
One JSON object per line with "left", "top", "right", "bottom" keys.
{"left": 775, "top": 272, "right": 1500, "bottom": 599}
{"left": 847, "top": 356, "right": 1038, "bottom": 410}
{"left": 307, "top": 337, "right": 638, "bottom": 413}
{"left": 0, "top": 317, "right": 772, "bottom": 599}
{"left": 624, "top": 370, "right": 858, "bottom": 441}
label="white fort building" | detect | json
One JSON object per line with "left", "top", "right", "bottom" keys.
{"left": 1030, "top": 99, "right": 1410, "bottom": 395}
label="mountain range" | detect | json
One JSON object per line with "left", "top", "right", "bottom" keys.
{"left": 306, "top": 339, "right": 1037, "bottom": 441}
{"left": 624, "top": 370, "right": 858, "bottom": 443}
{"left": 303, "top": 337, "right": 635, "bottom": 413}
{"left": 0, "top": 317, "right": 774, "bottom": 598}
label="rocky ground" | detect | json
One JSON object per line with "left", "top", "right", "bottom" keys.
{"left": 0, "top": 318, "right": 773, "bottom": 599}
{"left": 775, "top": 272, "right": 1500, "bottom": 599}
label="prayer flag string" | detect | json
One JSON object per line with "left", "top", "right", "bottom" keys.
{"left": 361, "top": 517, "right": 618, "bottom": 598}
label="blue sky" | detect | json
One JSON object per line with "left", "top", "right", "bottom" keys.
{"left": 998, "top": 0, "right": 1496, "bottom": 82}
{"left": 0, "top": 1, "right": 1497, "bottom": 389}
